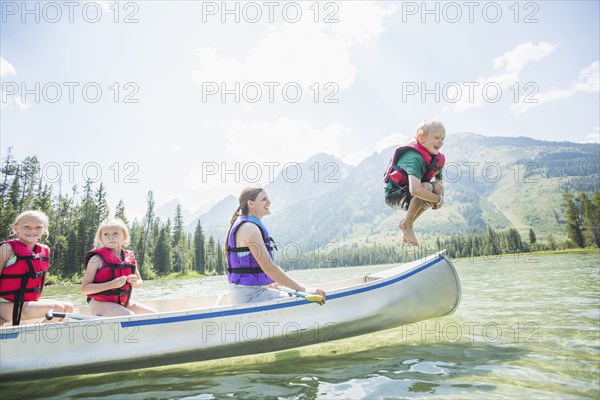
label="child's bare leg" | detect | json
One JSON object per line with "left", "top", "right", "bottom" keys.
{"left": 90, "top": 300, "right": 134, "bottom": 317}
{"left": 399, "top": 197, "right": 424, "bottom": 246}
{"left": 399, "top": 183, "right": 434, "bottom": 246}
{"left": 0, "top": 302, "right": 12, "bottom": 324}
{"left": 21, "top": 300, "right": 74, "bottom": 323}
{"left": 127, "top": 301, "right": 157, "bottom": 315}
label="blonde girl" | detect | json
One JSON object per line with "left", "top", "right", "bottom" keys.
{"left": 81, "top": 218, "right": 156, "bottom": 317}
{"left": 0, "top": 210, "right": 73, "bottom": 325}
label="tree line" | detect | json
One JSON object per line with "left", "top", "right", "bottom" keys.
{"left": 0, "top": 151, "right": 224, "bottom": 282}
{"left": 562, "top": 189, "right": 600, "bottom": 248}
{"left": 2, "top": 152, "right": 598, "bottom": 283}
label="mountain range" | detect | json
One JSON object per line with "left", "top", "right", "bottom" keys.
{"left": 164, "top": 133, "right": 599, "bottom": 249}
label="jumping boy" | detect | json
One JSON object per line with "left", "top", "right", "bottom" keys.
{"left": 384, "top": 119, "right": 446, "bottom": 246}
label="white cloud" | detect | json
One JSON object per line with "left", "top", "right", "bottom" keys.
{"left": 0, "top": 57, "right": 27, "bottom": 111}
{"left": 331, "top": 2, "right": 397, "bottom": 46}
{"left": 511, "top": 61, "right": 599, "bottom": 114}
{"left": 191, "top": 2, "right": 394, "bottom": 91}
{"left": 13, "top": 97, "right": 30, "bottom": 110}
{"left": 180, "top": 116, "right": 343, "bottom": 207}
{"left": 342, "top": 151, "right": 371, "bottom": 166}
{"left": 225, "top": 117, "right": 344, "bottom": 164}
{"left": 583, "top": 126, "right": 600, "bottom": 144}
{"left": 493, "top": 41, "right": 556, "bottom": 72}
{"left": 374, "top": 132, "right": 411, "bottom": 153}
{"left": 0, "top": 57, "right": 17, "bottom": 77}
{"left": 91, "top": 1, "right": 111, "bottom": 11}
{"left": 448, "top": 42, "right": 555, "bottom": 113}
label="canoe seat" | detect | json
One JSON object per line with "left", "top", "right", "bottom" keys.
{"left": 364, "top": 273, "right": 386, "bottom": 282}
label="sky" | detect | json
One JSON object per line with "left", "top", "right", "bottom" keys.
{"left": 1, "top": 0, "right": 599, "bottom": 220}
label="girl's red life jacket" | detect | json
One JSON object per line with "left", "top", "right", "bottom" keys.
{"left": 85, "top": 247, "right": 136, "bottom": 307}
{"left": 0, "top": 239, "right": 50, "bottom": 325}
{"left": 384, "top": 141, "right": 445, "bottom": 188}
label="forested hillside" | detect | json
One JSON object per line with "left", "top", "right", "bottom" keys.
{"left": 1, "top": 133, "right": 598, "bottom": 279}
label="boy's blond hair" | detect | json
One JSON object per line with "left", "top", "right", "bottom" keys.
{"left": 11, "top": 210, "right": 50, "bottom": 241}
{"left": 94, "top": 218, "right": 131, "bottom": 248}
{"left": 416, "top": 119, "right": 446, "bottom": 137}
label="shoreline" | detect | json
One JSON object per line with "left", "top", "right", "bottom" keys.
{"left": 44, "top": 247, "right": 599, "bottom": 286}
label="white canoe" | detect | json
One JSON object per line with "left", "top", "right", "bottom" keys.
{"left": 0, "top": 251, "right": 461, "bottom": 379}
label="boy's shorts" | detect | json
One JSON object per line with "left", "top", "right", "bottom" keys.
{"left": 385, "top": 186, "right": 411, "bottom": 210}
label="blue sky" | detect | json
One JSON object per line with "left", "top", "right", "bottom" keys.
{"left": 1, "top": 1, "right": 599, "bottom": 219}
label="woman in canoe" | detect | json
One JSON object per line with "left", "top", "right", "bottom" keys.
{"left": 226, "top": 186, "right": 326, "bottom": 305}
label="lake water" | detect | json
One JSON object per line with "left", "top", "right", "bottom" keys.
{"left": 1, "top": 252, "right": 598, "bottom": 399}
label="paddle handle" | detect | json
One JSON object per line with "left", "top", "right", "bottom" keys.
{"left": 279, "top": 287, "right": 324, "bottom": 303}
{"left": 45, "top": 309, "right": 99, "bottom": 321}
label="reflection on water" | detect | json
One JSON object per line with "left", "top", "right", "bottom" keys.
{"left": 2, "top": 252, "right": 599, "bottom": 399}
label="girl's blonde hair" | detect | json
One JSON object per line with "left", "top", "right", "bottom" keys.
{"left": 416, "top": 119, "right": 446, "bottom": 137}
{"left": 94, "top": 218, "right": 131, "bottom": 248}
{"left": 11, "top": 210, "right": 50, "bottom": 241}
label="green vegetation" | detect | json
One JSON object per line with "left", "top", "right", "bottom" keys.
{"left": 0, "top": 150, "right": 224, "bottom": 281}
{"left": 1, "top": 135, "right": 599, "bottom": 281}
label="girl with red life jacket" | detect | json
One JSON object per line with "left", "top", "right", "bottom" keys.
{"left": 81, "top": 218, "right": 156, "bottom": 317}
{"left": 226, "top": 187, "right": 326, "bottom": 305}
{"left": 383, "top": 119, "right": 446, "bottom": 246}
{"left": 0, "top": 210, "right": 73, "bottom": 325}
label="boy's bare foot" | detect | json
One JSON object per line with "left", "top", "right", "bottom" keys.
{"left": 399, "top": 220, "right": 419, "bottom": 246}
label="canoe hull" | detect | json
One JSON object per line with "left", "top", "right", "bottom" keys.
{"left": 0, "top": 252, "right": 460, "bottom": 379}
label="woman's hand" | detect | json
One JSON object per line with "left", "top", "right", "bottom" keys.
{"left": 305, "top": 287, "right": 327, "bottom": 305}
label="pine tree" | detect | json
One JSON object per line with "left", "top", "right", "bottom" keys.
{"left": 589, "top": 189, "right": 600, "bottom": 247}
{"left": 173, "top": 204, "right": 184, "bottom": 247}
{"left": 583, "top": 190, "right": 600, "bottom": 248}
{"left": 33, "top": 182, "right": 53, "bottom": 216}
{"left": 74, "top": 181, "right": 97, "bottom": 274}
{"left": 215, "top": 241, "right": 224, "bottom": 275}
{"left": 194, "top": 219, "right": 206, "bottom": 274}
{"left": 5, "top": 166, "right": 21, "bottom": 225}
{"left": 528, "top": 228, "right": 537, "bottom": 245}
{"left": 206, "top": 236, "right": 216, "bottom": 273}
{"left": 563, "top": 191, "right": 585, "bottom": 247}
{"left": 18, "top": 156, "right": 41, "bottom": 212}
{"left": 0, "top": 147, "right": 17, "bottom": 200}
{"left": 139, "top": 191, "right": 155, "bottom": 268}
{"left": 94, "top": 183, "right": 110, "bottom": 225}
{"left": 154, "top": 225, "right": 172, "bottom": 274}
{"left": 507, "top": 228, "right": 524, "bottom": 253}
{"left": 115, "top": 200, "right": 129, "bottom": 224}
